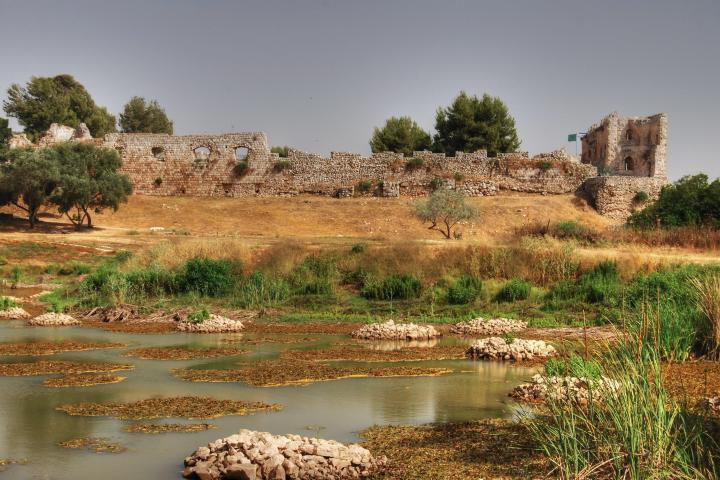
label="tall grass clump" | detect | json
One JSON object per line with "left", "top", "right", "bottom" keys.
{"left": 496, "top": 278, "right": 531, "bottom": 302}
{"left": 446, "top": 275, "right": 482, "bottom": 304}
{"left": 577, "top": 260, "right": 621, "bottom": 304}
{"left": 625, "top": 265, "right": 720, "bottom": 361}
{"left": 288, "top": 256, "right": 336, "bottom": 295}
{"left": 233, "top": 272, "right": 290, "bottom": 308}
{"left": 527, "top": 337, "right": 719, "bottom": 479}
{"left": 690, "top": 275, "right": 720, "bottom": 359}
{"left": 361, "top": 274, "right": 422, "bottom": 301}
{"left": 0, "top": 296, "right": 17, "bottom": 310}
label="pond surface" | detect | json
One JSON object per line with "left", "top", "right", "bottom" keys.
{"left": 0, "top": 320, "right": 535, "bottom": 479}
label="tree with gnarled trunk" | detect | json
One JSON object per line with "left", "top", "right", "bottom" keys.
{"left": 0, "top": 147, "right": 60, "bottom": 228}
{"left": 414, "top": 188, "right": 477, "bottom": 239}
{"left": 47, "top": 143, "right": 132, "bottom": 228}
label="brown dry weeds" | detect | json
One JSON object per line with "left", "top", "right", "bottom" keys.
{"left": 56, "top": 396, "right": 282, "bottom": 420}
{"left": 173, "top": 361, "right": 452, "bottom": 387}
{"left": 361, "top": 420, "right": 548, "bottom": 480}
{"left": 58, "top": 437, "right": 126, "bottom": 454}
{"left": 42, "top": 373, "right": 126, "bottom": 388}
{"left": 0, "top": 360, "right": 133, "bottom": 376}
{"left": 123, "top": 346, "right": 247, "bottom": 360}
{"left": 0, "top": 341, "right": 126, "bottom": 356}
{"left": 123, "top": 423, "right": 216, "bottom": 434}
{"left": 281, "top": 345, "right": 467, "bottom": 363}
{"left": 243, "top": 322, "right": 360, "bottom": 335}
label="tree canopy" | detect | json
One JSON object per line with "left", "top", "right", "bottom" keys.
{"left": 0, "top": 147, "right": 60, "bottom": 228}
{"left": 47, "top": 143, "right": 133, "bottom": 227}
{"left": 119, "top": 96, "right": 174, "bottom": 134}
{"left": 369, "top": 116, "right": 432, "bottom": 156}
{"left": 3, "top": 74, "right": 116, "bottom": 141}
{"left": 0, "top": 143, "right": 132, "bottom": 228}
{"left": 0, "top": 117, "right": 10, "bottom": 147}
{"left": 415, "top": 188, "right": 477, "bottom": 239}
{"left": 433, "top": 92, "right": 520, "bottom": 156}
{"left": 628, "top": 174, "right": 720, "bottom": 228}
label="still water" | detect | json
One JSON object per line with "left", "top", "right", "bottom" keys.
{"left": 0, "top": 319, "right": 535, "bottom": 479}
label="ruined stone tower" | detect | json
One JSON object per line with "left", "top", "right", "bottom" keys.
{"left": 581, "top": 112, "right": 667, "bottom": 179}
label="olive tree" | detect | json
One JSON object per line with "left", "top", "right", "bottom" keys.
{"left": 0, "top": 148, "right": 60, "bottom": 228}
{"left": 47, "top": 143, "right": 132, "bottom": 228}
{"left": 415, "top": 188, "right": 477, "bottom": 239}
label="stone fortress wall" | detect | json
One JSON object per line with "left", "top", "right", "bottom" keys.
{"left": 9, "top": 111, "right": 669, "bottom": 219}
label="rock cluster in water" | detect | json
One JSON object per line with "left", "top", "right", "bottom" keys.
{"left": 350, "top": 320, "right": 440, "bottom": 341}
{"left": 466, "top": 337, "right": 556, "bottom": 361}
{"left": 176, "top": 314, "right": 245, "bottom": 333}
{"left": 27, "top": 313, "right": 80, "bottom": 326}
{"left": 0, "top": 306, "right": 31, "bottom": 319}
{"left": 183, "top": 429, "right": 386, "bottom": 480}
{"left": 510, "top": 374, "right": 620, "bottom": 404}
{"left": 450, "top": 317, "right": 527, "bottom": 336}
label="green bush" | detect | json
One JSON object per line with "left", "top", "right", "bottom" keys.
{"left": 447, "top": 275, "right": 482, "bottom": 304}
{"left": 350, "top": 243, "right": 366, "bottom": 254}
{"left": 629, "top": 174, "right": 720, "bottom": 228}
{"left": 577, "top": 260, "right": 621, "bottom": 304}
{"left": 356, "top": 180, "right": 373, "bottom": 193}
{"left": 233, "top": 161, "right": 249, "bottom": 176}
{"left": 405, "top": 157, "right": 425, "bottom": 171}
{"left": 289, "top": 256, "right": 336, "bottom": 295}
{"left": 179, "top": 257, "right": 236, "bottom": 297}
{"left": 124, "top": 266, "right": 178, "bottom": 297}
{"left": 496, "top": 278, "right": 531, "bottom": 302}
{"left": 429, "top": 177, "right": 444, "bottom": 191}
{"left": 633, "top": 190, "right": 649, "bottom": 203}
{"left": 555, "top": 220, "right": 592, "bottom": 241}
{"left": 361, "top": 274, "right": 422, "bottom": 300}
{"left": 0, "top": 296, "right": 17, "bottom": 310}
{"left": 187, "top": 308, "right": 210, "bottom": 324}
{"left": 234, "top": 271, "right": 290, "bottom": 308}
{"left": 57, "top": 261, "right": 91, "bottom": 276}
{"left": 537, "top": 160, "right": 553, "bottom": 171}
{"left": 270, "top": 145, "right": 290, "bottom": 158}
{"left": 154, "top": 177, "right": 162, "bottom": 186}
{"left": 272, "top": 160, "right": 292, "bottom": 173}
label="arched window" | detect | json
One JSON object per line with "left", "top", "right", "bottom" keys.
{"left": 193, "top": 146, "right": 210, "bottom": 160}
{"left": 151, "top": 146, "right": 165, "bottom": 161}
{"left": 624, "top": 156, "right": 634, "bottom": 172}
{"left": 625, "top": 129, "right": 633, "bottom": 141}
{"left": 234, "top": 146, "right": 249, "bottom": 161}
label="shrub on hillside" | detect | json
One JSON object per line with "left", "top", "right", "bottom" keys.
{"left": 629, "top": 174, "right": 720, "bottom": 228}
{"left": 361, "top": 274, "right": 422, "bottom": 301}
{"left": 289, "top": 256, "right": 336, "bottom": 295}
{"left": 496, "top": 278, "right": 532, "bottom": 302}
{"left": 180, "top": 257, "right": 236, "bottom": 297}
{"left": 577, "top": 260, "right": 621, "bottom": 304}
{"left": 447, "top": 275, "right": 482, "bottom": 304}
{"left": 234, "top": 271, "right": 290, "bottom": 308}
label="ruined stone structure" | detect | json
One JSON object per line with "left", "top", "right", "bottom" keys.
{"left": 580, "top": 112, "right": 668, "bottom": 219}
{"left": 8, "top": 111, "right": 668, "bottom": 220}
{"left": 581, "top": 112, "right": 667, "bottom": 178}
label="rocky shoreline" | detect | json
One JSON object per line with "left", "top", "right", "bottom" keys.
{"left": 183, "top": 429, "right": 386, "bottom": 480}
{"left": 350, "top": 320, "right": 440, "bottom": 341}
{"left": 510, "top": 373, "right": 620, "bottom": 404}
{"left": 0, "top": 307, "right": 31, "bottom": 320}
{"left": 27, "top": 313, "right": 80, "bottom": 326}
{"left": 450, "top": 317, "right": 527, "bottom": 336}
{"left": 176, "top": 314, "right": 245, "bottom": 333}
{"left": 466, "top": 337, "right": 556, "bottom": 361}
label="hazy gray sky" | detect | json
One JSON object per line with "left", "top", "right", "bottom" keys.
{"left": 2, "top": 0, "right": 718, "bottom": 179}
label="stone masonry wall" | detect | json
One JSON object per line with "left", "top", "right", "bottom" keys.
{"left": 98, "top": 132, "right": 597, "bottom": 197}
{"left": 583, "top": 176, "right": 665, "bottom": 220}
